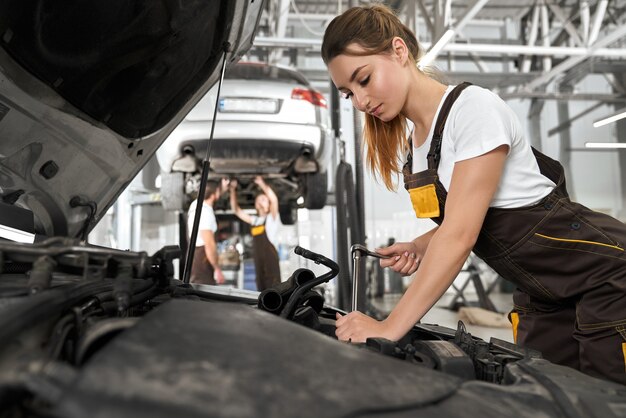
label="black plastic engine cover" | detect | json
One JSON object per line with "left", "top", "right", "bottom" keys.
{"left": 51, "top": 299, "right": 626, "bottom": 418}
{"left": 53, "top": 299, "right": 460, "bottom": 418}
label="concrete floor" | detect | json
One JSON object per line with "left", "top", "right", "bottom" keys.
{"left": 372, "top": 291, "right": 515, "bottom": 343}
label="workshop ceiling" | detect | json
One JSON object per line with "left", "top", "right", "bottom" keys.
{"left": 290, "top": 0, "right": 547, "bottom": 19}
{"left": 251, "top": 0, "right": 626, "bottom": 102}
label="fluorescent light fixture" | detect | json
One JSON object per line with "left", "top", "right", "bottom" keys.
{"left": 592, "top": 107, "right": 626, "bottom": 128}
{"left": 585, "top": 142, "right": 626, "bottom": 149}
{"left": 418, "top": 29, "right": 455, "bottom": 69}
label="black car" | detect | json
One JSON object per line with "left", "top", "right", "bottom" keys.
{"left": 0, "top": 2, "right": 625, "bottom": 418}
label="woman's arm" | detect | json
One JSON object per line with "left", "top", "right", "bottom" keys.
{"left": 335, "top": 145, "right": 508, "bottom": 342}
{"left": 254, "top": 176, "right": 279, "bottom": 219}
{"left": 229, "top": 180, "right": 254, "bottom": 224}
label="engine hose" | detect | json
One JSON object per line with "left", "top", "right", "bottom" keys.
{"left": 280, "top": 247, "right": 339, "bottom": 319}
{"left": 0, "top": 280, "right": 115, "bottom": 344}
{"left": 257, "top": 268, "right": 316, "bottom": 313}
{"left": 92, "top": 278, "right": 158, "bottom": 305}
{"left": 99, "top": 283, "right": 160, "bottom": 314}
{"left": 300, "top": 290, "right": 324, "bottom": 314}
{"left": 335, "top": 161, "right": 364, "bottom": 311}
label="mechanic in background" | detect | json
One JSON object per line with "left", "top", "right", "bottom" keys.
{"left": 229, "top": 176, "right": 281, "bottom": 291}
{"left": 188, "top": 179, "right": 228, "bottom": 285}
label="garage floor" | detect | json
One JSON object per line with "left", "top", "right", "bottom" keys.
{"left": 372, "top": 292, "right": 515, "bottom": 343}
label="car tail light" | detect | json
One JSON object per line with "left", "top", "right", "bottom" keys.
{"left": 291, "top": 88, "right": 327, "bottom": 108}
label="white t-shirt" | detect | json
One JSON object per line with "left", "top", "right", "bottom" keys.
{"left": 187, "top": 199, "right": 217, "bottom": 247}
{"left": 412, "top": 85, "right": 555, "bottom": 208}
{"left": 251, "top": 213, "right": 281, "bottom": 248}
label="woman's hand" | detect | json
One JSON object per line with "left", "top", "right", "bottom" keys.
{"left": 220, "top": 178, "right": 230, "bottom": 192}
{"left": 254, "top": 175, "right": 265, "bottom": 187}
{"left": 376, "top": 241, "right": 420, "bottom": 276}
{"left": 229, "top": 179, "right": 238, "bottom": 191}
{"left": 335, "top": 312, "right": 395, "bottom": 343}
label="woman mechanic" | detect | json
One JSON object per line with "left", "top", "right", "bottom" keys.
{"left": 323, "top": 4, "right": 626, "bottom": 384}
{"left": 229, "top": 176, "right": 281, "bottom": 291}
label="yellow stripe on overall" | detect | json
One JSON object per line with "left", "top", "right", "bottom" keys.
{"left": 251, "top": 225, "right": 265, "bottom": 236}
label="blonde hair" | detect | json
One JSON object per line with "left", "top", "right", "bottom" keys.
{"left": 322, "top": 4, "right": 432, "bottom": 190}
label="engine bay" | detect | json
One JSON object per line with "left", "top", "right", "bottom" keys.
{"left": 0, "top": 239, "right": 624, "bottom": 418}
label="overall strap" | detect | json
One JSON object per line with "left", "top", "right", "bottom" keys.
{"left": 427, "top": 82, "right": 472, "bottom": 170}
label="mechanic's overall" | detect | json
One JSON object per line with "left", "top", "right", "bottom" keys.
{"left": 324, "top": 4, "right": 626, "bottom": 384}
{"left": 407, "top": 82, "right": 626, "bottom": 383}
{"left": 230, "top": 176, "right": 281, "bottom": 291}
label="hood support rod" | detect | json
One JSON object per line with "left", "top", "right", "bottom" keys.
{"left": 182, "top": 42, "right": 231, "bottom": 284}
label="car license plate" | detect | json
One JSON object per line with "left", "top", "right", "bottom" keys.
{"left": 219, "top": 98, "right": 279, "bottom": 114}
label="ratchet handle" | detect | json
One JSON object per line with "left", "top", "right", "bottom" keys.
{"left": 350, "top": 244, "right": 390, "bottom": 260}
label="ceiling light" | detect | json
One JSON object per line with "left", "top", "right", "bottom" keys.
{"left": 592, "top": 108, "right": 626, "bottom": 128}
{"left": 418, "top": 29, "right": 455, "bottom": 69}
{"left": 584, "top": 142, "right": 626, "bottom": 149}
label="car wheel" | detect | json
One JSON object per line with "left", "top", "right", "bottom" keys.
{"left": 279, "top": 202, "right": 298, "bottom": 225}
{"left": 303, "top": 171, "right": 328, "bottom": 210}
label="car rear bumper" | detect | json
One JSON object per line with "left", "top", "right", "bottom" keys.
{"left": 157, "top": 120, "right": 331, "bottom": 173}
{"left": 187, "top": 138, "right": 315, "bottom": 174}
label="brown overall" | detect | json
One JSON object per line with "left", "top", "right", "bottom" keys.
{"left": 403, "top": 82, "right": 626, "bottom": 384}
{"left": 251, "top": 220, "right": 281, "bottom": 291}
{"left": 190, "top": 246, "right": 216, "bottom": 285}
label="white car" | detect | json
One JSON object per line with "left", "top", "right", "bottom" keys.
{"left": 158, "top": 62, "right": 333, "bottom": 224}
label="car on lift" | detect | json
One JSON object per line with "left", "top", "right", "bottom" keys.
{"left": 157, "top": 61, "right": 333, "bottom": 224}
{"left": 0, "top": 1, "right": 625, "bottom": 417}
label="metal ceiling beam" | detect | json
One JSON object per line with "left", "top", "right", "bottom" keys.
{"left": 499, "top": 92, "right": 626, "bottom": 102}
{"left": 286, "top": 13, "right": 336, "bottom": 21}
{"left": 457, "top": 31, "right": 490, "bottom": 72}
{"left": 588, "top": 0, "right": 608, "bottom": 45}
{"left": 455, "top": 0, "right": 491, "bottom": 33}
{"left": 446, "top": 71, "right": 538, "bottom": 88}
{"left": 540, "top": 0, "right": 551, "bottom": 71}
{"left": 524, "top": 24, "right": 626, "bottom": 91}
{"left": 547, "top": 102, "right": 605, "bottom": 136}
{"left": 254, "top": 36, "right": 626, "bottom": 59}
{"left": 604, "top": 73, "right": 626, "bottom": 95}
{"left": 416, "top": 0, "right": 435, "bottom": 37}
{"left": 440, "top": 43, "right": 626, "bottom": 57}
{"left": 269, "top": 0, "right": 290, "bottom": 64}
{"left": 421, "top": 0, "right": 490, "bottom": 67}
{"left": 433, "top": 0, "right": 450, "bottom": 39}
{"left": 545, "top": 1, "right": 583, "bottom": 47}
{"left": 580, "top": 1, "right": 591, "bottom": 45}
{"left": 521, "top": 1, "right": 540, "bottom": 73}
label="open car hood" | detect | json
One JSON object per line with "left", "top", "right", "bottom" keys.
{"left": 0, "top": 0, "right": 263, "bottom": 238}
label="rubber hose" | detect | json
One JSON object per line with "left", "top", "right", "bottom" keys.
{"left": 257, "top": 268, "right": 316, "bottom": 313}
{"left": 300, "top": 290, "right": 324, "bottom": 314}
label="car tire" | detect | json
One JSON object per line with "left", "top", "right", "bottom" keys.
{"left": 303, "top": 171, "right": 328, "bottom": 210}
{"left": 279, "top": 202, "right": 298, "bottom": 225}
